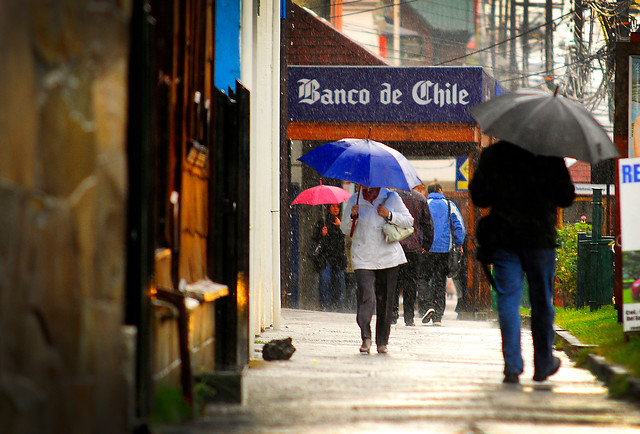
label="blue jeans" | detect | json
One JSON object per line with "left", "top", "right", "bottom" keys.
{"left": 318, "top": 263, "right": 345, "bottom": 311}
{"left": 492, "top": 248, "right": 556, "bottom": 376}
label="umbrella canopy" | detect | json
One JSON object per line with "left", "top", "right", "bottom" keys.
{"left": 290, "top": 182, "right": 352, "bottom": 206}
{"left": 298, "top": 138, "right": 422, "bottom": 190}
{"left": 468, "top": 89, "right": 619, "bottom": 164}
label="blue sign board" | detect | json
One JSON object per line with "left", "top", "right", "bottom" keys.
{"left": 288, "top": 66, "right": 496, "bottom": 123}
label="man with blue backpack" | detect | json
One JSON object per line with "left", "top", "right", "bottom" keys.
{"left": 421, "top": 183, "right": 466, "bottom": 326}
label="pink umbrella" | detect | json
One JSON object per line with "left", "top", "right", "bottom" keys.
{"left": 291, "top": 181, "right": 352, "bottom": 206}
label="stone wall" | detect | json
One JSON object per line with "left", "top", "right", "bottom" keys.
{"left": 0, "top": 1, "right": 131, "bottom": 432}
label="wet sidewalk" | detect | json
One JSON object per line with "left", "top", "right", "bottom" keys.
{"left": 162, "top": 301, "right": 640, "bottom": 433}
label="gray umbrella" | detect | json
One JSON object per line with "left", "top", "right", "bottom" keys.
{"left": 469, "top": 88, "right": 619, "bottom": 164}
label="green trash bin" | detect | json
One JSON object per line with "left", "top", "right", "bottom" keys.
{"left": 576, "top": 189, "right": 614, "bottom": 310}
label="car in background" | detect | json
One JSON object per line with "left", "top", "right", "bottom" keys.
{"left": 632, "top": 279, "right": 640, "bottom": 301}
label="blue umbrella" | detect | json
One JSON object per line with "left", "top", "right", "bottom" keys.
{"left": 298, "top": 138, "right": 422, "bottom": 190}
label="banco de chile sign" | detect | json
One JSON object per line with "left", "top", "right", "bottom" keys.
{"left": 288, "top": 66, "right": 496, "bottom": 123}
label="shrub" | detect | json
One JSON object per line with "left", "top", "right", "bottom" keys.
{"left": 556, "top": 222, "right": 591, "bottom": 307}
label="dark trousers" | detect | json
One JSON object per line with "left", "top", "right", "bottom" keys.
{"left": 454, "top": 253, "right": 469, "bottom": 313}
{"left": 394, "top": 251, "right": 423, "bottom": 325}
{"left": 422, "top": 252, "right": 449, "bottom": 321}
{"left": 355, "top": 266, "right": 399, "bottom": 346}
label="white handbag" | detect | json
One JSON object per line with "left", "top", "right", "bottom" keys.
{"left": 382, "top": 222, "right": 414, "bottom": 243}
{"left": 381, "top": 193, "right": 414, "bottom": 243}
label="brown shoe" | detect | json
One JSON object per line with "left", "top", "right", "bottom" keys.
{"left": 359, "top": 339, "right": 371, "bottom": 354}
{"left": 377, "top": 345, "right": 388, "bottom": 354}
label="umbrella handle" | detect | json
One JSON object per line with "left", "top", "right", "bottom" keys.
{"left": 349, "top": 188, "right": 361, "bottom": 237}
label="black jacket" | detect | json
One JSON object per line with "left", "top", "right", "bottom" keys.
{"left": 311, "top": 211, "right": 347, "bottom": 270}
{"left": 469, "top": 141, "right": 575, "bottom": 253}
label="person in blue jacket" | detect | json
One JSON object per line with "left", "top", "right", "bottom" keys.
{"left": 420, "top": 182, "right": 466, "bottom": 326}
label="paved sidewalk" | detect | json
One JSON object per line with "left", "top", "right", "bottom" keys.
{"left": 163, "top": 301, "right": 640, "bottom": 433}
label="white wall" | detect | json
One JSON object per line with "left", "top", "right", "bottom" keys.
{"left": 241, "top": 0, "right": 282, "bottom": 342}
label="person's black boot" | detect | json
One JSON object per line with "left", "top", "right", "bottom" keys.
{"left": 533, "top": 356, "right": 561, "bottom": 382}
{"left": 503, "top": 373, "right": 520, "bottom": 384}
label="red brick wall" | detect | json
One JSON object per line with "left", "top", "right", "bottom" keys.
{"left": 568, "top": 160, "right": 591, "bottom": 183}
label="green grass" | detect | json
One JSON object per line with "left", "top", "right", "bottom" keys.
{"left": 623, "top": 288, "right": 637, "bottom": 305}
{"left": 555, "top": 305, "right": 640, "bottom": 378}
{"left": 150, "top": 385, "right": 194, "bottom": 424}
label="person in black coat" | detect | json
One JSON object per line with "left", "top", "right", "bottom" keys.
{"left": 393, "top": 187, "right": 434, "bottom": 326}
{"left": 311, "top": 203, "right": 348, "bottom": 311}
{"left": 469, "top": 140, "right": 575, "bottom": 384}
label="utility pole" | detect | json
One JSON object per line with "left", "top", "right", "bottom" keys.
{"left": 545, "top": 0, "right": 554, "bottom": 89}
{"left": 522, "top": 0, "right": 529, "bottom": 87}
{"left": 393, "top": 0, "right": 400, "bottom": 66}
{"left": 574, "top": 0, "right": 584, "bottom": 99}
{"left": 510, "top": 0, "right": 517, "bottom": 78}
{"left": 498, "top": 0, "right": 506, "bottom": 60}
{"left": 490, "top": 0, "right": 496, "bottom": 73}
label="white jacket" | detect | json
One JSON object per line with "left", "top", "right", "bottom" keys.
{"left": 341, "top": 188, "right": 413, "bottom": 270}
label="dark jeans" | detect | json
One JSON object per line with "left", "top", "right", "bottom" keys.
{"left": 318, "top": 262, "right": 345, "bottom": 311}
{"left": 355, "top": 266, "right": 399, "bottom": 346}
{"left": 422, "top": 252, "right": 449, "bottom": 321}
{"left": 394, "top": 251, "right": 423, "bottom": 325}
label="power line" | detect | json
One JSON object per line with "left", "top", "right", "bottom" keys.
{"left": 498, "top": 46, "right": 608, "bottom": 84}
{"left": 436, "top": 9, "right": 575, "bottom": 66}
{"left": 342, "top": 19, "right": 561, "bottom": 65}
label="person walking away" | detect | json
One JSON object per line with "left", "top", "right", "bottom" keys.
{"left": 310, "top": 203, "right": 347, "bottom": 311}
{"left": 421, "top": 183, "right": 465, "bottom": 326}
{"left": 393, "top": 187, "right": 434, "bottom": 326}
{"left": 469, "top": 140, "right": 575, "bottom": 384}
{"left": 341, "top": 186, "right": 413, "bottom": 354}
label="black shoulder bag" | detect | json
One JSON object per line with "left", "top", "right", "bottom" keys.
{"left": 446, "top": 200, "right": 462, "bottom": 278}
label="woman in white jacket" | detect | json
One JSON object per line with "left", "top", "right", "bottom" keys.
{"left": 341, "top": 186, "right": 414, "bottom": 354}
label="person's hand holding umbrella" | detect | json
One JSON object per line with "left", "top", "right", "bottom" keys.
{"left": 321, "top": 203, "right": 342, "bottom": 236}
{"left": 349, "top": 204, "right": 359, "bottom": 219}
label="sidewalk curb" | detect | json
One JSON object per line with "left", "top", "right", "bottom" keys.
{"left": 552, "top": 323, "right": 640, "bottom": 401}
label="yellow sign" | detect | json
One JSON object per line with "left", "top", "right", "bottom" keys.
{"left": 456, "top": 157, "right": 469, "bottom": 190}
